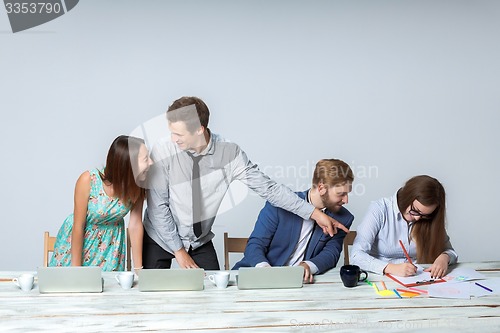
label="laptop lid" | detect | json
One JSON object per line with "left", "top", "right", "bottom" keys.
{"left": 237, "top": 266, "right": 304, "bottom": 290}
{"left": 37, "top": 266, "right": 103, "bottom": 293}
{"left": 138, "top": 268, "right": 204, "bottom": 291}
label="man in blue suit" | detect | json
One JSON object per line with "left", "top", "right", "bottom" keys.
{"left": 233, "top": 159, "right": 354, "bottom": 283}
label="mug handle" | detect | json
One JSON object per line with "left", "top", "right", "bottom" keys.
{"left": 208, "top": 275, "right": 215, "bottom": 285}
{"left": 115, "top": 275, "right": 120, "bottom": 284}
{"left": 359, "top": 270, "right": 368, "bottom": 282}
{"left": 12, "top": 278, "right": 19, "bottom": 287}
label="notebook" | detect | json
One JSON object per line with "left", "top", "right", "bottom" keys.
{"left": 138, "top": 268, "right": 205, "bottom": 291}
{"left": 237, "top": 266, "right": 304, "bottom": 290}
{"left": 37, "top": 266, "right": 103, "bottom": 293}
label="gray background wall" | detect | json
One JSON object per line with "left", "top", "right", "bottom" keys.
{"left": 1, "top": 0, "right": 498, "bottom": 270}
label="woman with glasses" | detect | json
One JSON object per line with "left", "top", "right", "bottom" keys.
{"left": 350, "top": 175, "right": 457, "bottom": 278}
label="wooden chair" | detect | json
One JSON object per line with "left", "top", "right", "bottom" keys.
{"left": 43, "top": 231, "right": 57, "bottom": 267}
{"left": 44, "top": 229, "right": 133, "bottom": 270}
{"left": 343, "top": 230, "right": 357, "bottom": 265}
{"left": 126, "top": 228, "right": 132, "bottom": 271}
{"left": 223, "top": 232, "right": 248, "bottom": 270}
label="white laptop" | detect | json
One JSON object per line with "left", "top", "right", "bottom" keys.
{"left": 138, "top": 268, "right": 204, "bottom": 291}
{"left": 37, "top": 266, "right": 103, "bottom": 293}
{"left": 237, "top": 266, "right": 304, "bottom": 290}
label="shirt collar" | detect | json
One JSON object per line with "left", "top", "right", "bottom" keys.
{"left": 306, "top": 189, "right": 326, "bottom": 212}
{"left": 393, "top": 190, "right": 413, "bottom": 228}
{"left": 392, "top": 191, "right": 403, "bottom": 221}
{"left": 187, "top": 129, "right": 215, "bottom": 156}
{"left": 204, "top": 129, "right": 215, "bottom": 155}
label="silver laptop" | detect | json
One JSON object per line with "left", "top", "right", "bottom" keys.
{"left": 237, "top": 266, "right": 304, "bottom": 290}
{"left": 37, "top": 266, "right": 103, "bottom": 293}
{"left": 138, "top": 268, "right": 204, "bottom": 291}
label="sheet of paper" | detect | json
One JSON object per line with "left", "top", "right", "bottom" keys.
{"left": 429, "top": 278, "right": 500, "bottom": 298}
{"left": 428, "top": 282, "right": 471, "bottom": 299}
{"left": 388, "top": 266, "right": 486, "bottom": 287}
{"left": 443, "top": 267, "right": 486, "bottom": 283}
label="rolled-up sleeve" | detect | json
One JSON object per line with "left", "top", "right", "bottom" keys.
{"left": 231, "top": 149, "right": 314, "bottom": 220}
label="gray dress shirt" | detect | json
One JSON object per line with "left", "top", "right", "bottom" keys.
{"left": 143, "top": 132, "right": 315, "bottom": 254}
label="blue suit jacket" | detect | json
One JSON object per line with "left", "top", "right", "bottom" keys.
{"left": 233, "top": 190, "right": 354, "bottom": 274}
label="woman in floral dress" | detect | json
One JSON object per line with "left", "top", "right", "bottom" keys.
{"left": 50, "top": 135, "right": 152, "bottom": 271}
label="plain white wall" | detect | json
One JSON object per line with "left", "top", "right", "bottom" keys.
{"left": 1, "top": 0, "right": 499, "bottom": 270}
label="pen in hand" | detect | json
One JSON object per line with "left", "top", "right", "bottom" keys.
{"left": 399, "top": 240, "right": 416, "bottom": 266}
{"left": 399, "top": 240, "right": 417, "bottom": 276}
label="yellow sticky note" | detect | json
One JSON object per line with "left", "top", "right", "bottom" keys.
{"left": 377, "top": 289, "right": 395, "bottom": 296}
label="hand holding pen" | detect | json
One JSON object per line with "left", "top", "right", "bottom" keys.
{"left": 382, "top": 240, "right": 418, "bottom": 277}
{"left": 398, "top": 240, "right": 417, "bottom": 276}
{"left": 384, "top": 262, "right": 417, "bottom": 277}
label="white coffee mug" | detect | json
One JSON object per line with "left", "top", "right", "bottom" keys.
{"left": 13, "top": 273, "right": 34, "bottom": 292}
{"left": 115, "top": 272, "right": 134, "bottom": 289}
{"left": 208, "top": 271, "right": 230, "bottom": 289}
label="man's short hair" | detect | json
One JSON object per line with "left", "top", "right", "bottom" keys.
{"left": 312, "top": 159, "right": 354, "bottom": 187}
{"left": 167, "top": 96, "right": 210, "bottom": 133}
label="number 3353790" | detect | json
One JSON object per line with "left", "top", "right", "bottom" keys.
{"left": 5, "top": 2, "right": 62, "bottom": 14}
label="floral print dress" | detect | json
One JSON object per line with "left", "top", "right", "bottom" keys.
{"left": 49, "top": 169, "right": 130, "bottom": 271}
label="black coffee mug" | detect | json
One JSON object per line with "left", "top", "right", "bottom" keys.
{"left": 340, "top": 265, "right": 368, "bottom": 288}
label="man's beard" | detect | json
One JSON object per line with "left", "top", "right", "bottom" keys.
{"left": 320, "top": 191, "right": 342, "bottom": 213}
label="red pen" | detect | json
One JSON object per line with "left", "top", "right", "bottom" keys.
{"left": 399, "top": 239, "right": 415, "bottom": 266}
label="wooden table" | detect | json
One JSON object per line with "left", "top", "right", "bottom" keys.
{"left": 1, "top": 262, "right": 499, "bottom": 332}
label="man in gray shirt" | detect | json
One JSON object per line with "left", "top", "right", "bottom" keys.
{"left": 143, "top": 96, "right": 349, "bottom": 269}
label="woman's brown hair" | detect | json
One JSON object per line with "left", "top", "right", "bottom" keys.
{"left": 100, "top": 136, "right": 146, "bottom": 208}
{"left": 397, "top": 175, "right": 446, "bottom": 263}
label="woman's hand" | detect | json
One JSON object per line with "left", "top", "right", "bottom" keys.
{"left": 383, "top": 263, "right": 417, "bottom": 277}
{"left": 424, "top": 253, "right": 449, "bottom": 278}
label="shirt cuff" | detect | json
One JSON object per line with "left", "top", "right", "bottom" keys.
{"left": 303, "top": 260, "right": 319, "bottom": 275}
{"left": 256, "top": 262, "right": 271, "bottom": 268}
{"left": 443, "top": 250, "right": 458, "bottom": 265}
{"left": 171, "top": 238, "right": 185, "bottom": 253}
{"left": 371, "top": 259, "right": 390, "bottom": 275}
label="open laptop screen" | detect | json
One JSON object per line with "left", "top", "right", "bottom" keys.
{"left": 138, "top": 268, "right": 205, "bottom": 291}
{"left": 237, "top": 266, "right": 304, "bottom": 290}
{"left": 37, "top": 266, "right": 103, "bottom": 293}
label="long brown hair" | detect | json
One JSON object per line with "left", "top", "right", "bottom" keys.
{"left": 397, "top": 175, "right": 446, "bottom": 263}
{"left": 100, "top": 136, "right": 146, "bottom": 208}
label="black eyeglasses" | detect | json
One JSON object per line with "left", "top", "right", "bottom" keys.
{"left": 408, "top": 204, "right": 434, "bottom": 220}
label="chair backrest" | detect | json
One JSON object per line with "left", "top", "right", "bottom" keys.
{"left": 223, "top": 232, "right": 248, "bottom": 270}
{"left": 43, "top": 231, "right": 56, "bottom": 267}
{"left": 343, "top": 230, "right": 357, "bottom": 265}
{"left": 44, "top": 229, "right": 132, "bottom": 270}
{"left": 126, "top": 228, "right": 131, "bottom": 271}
